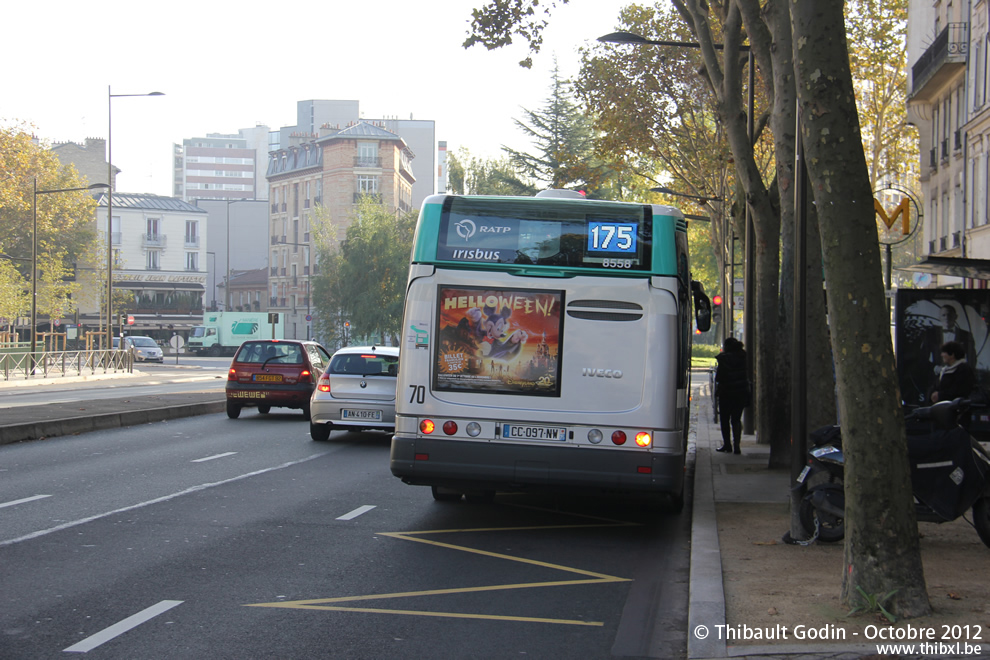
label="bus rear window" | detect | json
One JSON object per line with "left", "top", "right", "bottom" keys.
{"left": 437, "top": 197, "right": 652, "bottom": 271}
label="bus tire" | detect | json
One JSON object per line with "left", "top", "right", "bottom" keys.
{"left": 431, "top": 486, "right": 462, "bottom": 502}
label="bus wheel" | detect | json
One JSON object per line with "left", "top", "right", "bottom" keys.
{"left": 431, "top": 486, "right": 462, "bottom": 502}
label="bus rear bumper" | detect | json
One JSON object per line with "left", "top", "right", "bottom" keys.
{"left": 389, "top": 435, "right": 684, "bottom": 496}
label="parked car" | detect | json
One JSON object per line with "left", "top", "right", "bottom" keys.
{"left": 225, "top": 339, "right": 331, "bottom": 420}
{"left": 309, "top": 345, "right": 399, "bottom": 441}
{"left": 120, "top": 336, "right": 164, "bottom": 363}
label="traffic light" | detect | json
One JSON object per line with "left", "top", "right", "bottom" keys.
{"left": 712, "top": 294, "right": 723, "bottom": 325}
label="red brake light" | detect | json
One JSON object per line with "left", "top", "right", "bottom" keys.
{"left": 442, "top": 421, "right": 458, "bottom": 435}
{"left": 420, "top": 419, "right": 435, "bottom": 434}
{"left": 228, "top": 368, "right": 236, "bottom": 381}
{"left": 318, "top": 373, "right": 331, "bottom": 392}
{"left": 611, "top": 430, "right": 627, "bottom": 445}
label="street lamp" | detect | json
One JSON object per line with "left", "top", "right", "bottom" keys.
{"left": 32, "top": 180, "right": 110, "bottom": 358}
{"left": 600, "top": 30, "right": 755, "bottom": 428}
{"left": 107, "top": 86, "right": 164, "bottom": 349}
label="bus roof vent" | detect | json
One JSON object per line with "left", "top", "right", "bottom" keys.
{"left": 535, "top": 189, "right": 586, "bottom": 199}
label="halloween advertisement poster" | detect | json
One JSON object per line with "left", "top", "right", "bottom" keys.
{"left": 434, "top": 286, "right": 563, "bottom": 396}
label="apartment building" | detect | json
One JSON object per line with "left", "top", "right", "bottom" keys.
{"left": 85, "top": 193, "right": 209, "bottom": 336}
{"left": 173, "top": 126, "right": 271, "bottom": 203}
{"left": 266, "top": 121, "right": 416, "bottom": 340}
{"left": 908, "top": 0, "right": 990, "bottom": 284}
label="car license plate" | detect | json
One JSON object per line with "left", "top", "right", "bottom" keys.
{"left": 343, "top": 409, "right": 382, "bottom": 420}
{"left": 253, "top": 374, "right": 283, "bottom": 382}
{"left": 502, "top": 424, "right": 567, "bottom": 441}
{"left": 229, "top": 391, "right": 265, "bottom": 399}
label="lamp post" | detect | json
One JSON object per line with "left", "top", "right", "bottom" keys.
{"left": 206, "top": 251, "right": 216, "bottom": 310}
{"left": 600, "top": 30, "right": 755, "bottom": 426}
{"left": 107, "top": 86, "right": 164, "bottom": 349}
{"left": 32, "top": 180, "right": 110, "bottom": 359}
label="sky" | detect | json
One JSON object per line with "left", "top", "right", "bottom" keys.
{"left": 5, "top": 0, "right": 633, "bottom": 197}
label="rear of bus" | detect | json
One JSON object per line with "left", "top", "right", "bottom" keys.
{"left": 390, "top": 191, "right": 698, "bottom": 507}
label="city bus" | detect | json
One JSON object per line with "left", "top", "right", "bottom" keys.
{"left": 389, "top": 190, "right": 712, "bottom": 509}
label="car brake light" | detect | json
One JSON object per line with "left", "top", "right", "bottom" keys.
{"left": 228, "top": 368, "right": 236, "bottom": 381}
{"left": 300, "top": 370, "right": 311, "bottom": 383}
{"left": 318, "top": 373, "right": 331, "bottom": 392}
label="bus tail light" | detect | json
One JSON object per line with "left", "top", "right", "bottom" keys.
{"left": 637, "top": 466, "right": 652, "bottom": 474}
{"left": 466, "top": 422, "right": 482, "bottom": 437}
{"left": 442, "top": 421, "right": 458, "bottom": 435}
{"left": 588, "top": 429, "right": 603, "bottom": 444}
{"left": 611, "top": 430, "right": 627, "bottom": 445}
{"left": 635, "top": 432, "right": 652, "bottom": 447}
{"left": 420, "top": 419, "right": 436, "bottom": 434}
{"left": 317, "top": 372, "right": 331, "bottom": 393}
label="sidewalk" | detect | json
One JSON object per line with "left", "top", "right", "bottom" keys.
{"left": 689, "top": 382, "right": 990, "bottom": 660}
{"left": 0, "top": 370, "right": 224, "bottom": 445}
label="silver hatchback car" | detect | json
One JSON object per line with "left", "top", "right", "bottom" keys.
{"left": 309, "top": 345, "right": 399, "bottom": 441}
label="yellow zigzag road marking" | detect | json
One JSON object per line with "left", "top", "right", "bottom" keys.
{"left": 245, "top": 517, "right": 637, "bottom": 626}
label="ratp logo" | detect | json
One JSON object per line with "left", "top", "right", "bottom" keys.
{"left": 455, "top": 219, "right": 477, "bottom": 242}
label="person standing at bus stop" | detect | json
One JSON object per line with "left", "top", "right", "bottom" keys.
{"left": 715, "top": 337, "right": 750, "bottom": 454}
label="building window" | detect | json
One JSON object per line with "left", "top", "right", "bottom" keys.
{"left": 147, "top": 217, "right": 161, "bottom": 240}
{"left": 147, "top": 250, "right": 161, "bottom": 270}
{"left": 357, "top": 175, "right": 379, "bottom": 193}
{"left": 186, "top": 252, "right": 199, "bottom": 271}
{"left": 185, "top": 220, "right": 199, "bottom": 246}
{"left": 111, "top": 215, "right": 121, "bottom": 245}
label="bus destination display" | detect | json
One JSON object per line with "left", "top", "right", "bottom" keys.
{"left": 438, "top": 199, "right": 651, "bottom": 271}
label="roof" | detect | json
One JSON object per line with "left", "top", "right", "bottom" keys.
{"left": 897, "top": 256, "right": 990, "bottom": 281}
{"left": 227, "top": 267, "right": 270, "bottom": 287}
{"left": 318, "top": 121, "right": 402, "bottom": 142}
{"left": 94, "top": 193, "right": 207, "bottom": 213}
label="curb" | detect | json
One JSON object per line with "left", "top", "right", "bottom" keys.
{"left": 687, "top": 404, "right": 728, "bottom": 659}
{"left": 0, "top": 400, "right": 225, "bottom": 445}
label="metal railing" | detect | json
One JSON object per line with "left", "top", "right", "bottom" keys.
{"left": 2, "top": 349, "right": 133, "bottom": 381}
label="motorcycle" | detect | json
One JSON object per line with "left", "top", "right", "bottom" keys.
{"left": 796, "top": 398, "right": 990, "bottom": 546}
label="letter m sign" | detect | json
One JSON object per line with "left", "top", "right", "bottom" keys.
{"left": 874, "top": 197, "right": 910, "bottom": 235}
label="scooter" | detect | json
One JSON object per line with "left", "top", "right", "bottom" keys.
{"left": 796, "top": 398, "right": 990, "bottom": 546}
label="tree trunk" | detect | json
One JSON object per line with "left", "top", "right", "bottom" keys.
{"left": 791, "top": 0, "right": 930, "bottom": 617}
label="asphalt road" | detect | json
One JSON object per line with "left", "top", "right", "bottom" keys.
{"left": 0, "top": 411, "right": 692, "bottom": 659}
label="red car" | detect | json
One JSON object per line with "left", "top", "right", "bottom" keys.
{"left": 225, "top": 339, "right": 331, "bottom": 419}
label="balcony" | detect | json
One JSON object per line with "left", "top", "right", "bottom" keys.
{"left": 354, "top": 156, "right": 382, "bottom": 168}
{"left": 184, "top": 236, "right": 200, "bottom": 248}
{"left": 941, "top": 138, "right": 949, "bottom": 162}
{"left": 353, "top": 192, "right": 382, "bottom": 204}
{"left": 910, "top": 23, "right": 968, "bottom": 102}
{"left": 929, "top": 148, "right": 937, "bottom": 170}
{"left": 955, "top": 129, "right": 962, "bottom": 151}
{"left": 271, "top": 203, "right": 279, "bottom": 213}
{"left": 142, "top": 233, "right": 166, "bottom": 248}
{"left": 280, "top": 267, "right": 286, "bottom": 276}
{"left": 270, "top": 296, "right": 277, "bottom": 306}
{"left": 270, "top": 266, "right": 278, "bottom": 276}
{"left": 304, "top": 265, "right": 310, "bottom": 275}
{"left": 953, "top": 231, "right": 961, "bottom": 247}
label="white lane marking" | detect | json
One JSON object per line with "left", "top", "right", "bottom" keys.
{"left": 0, "top": 453, "right": 328, "bottom": 547}
{"left": 0, "top": 494, "right": 52, "bottom": 509}
{"left": 336, "top": 505, "right": 376, "bottom": 521}
{"left": 63, "top": 600, "right": 183, "bottom": 653}
{"left": 191, "top": 452, "right": 237, "bottom": 463}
